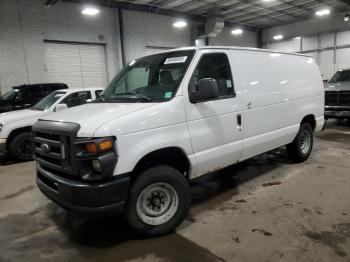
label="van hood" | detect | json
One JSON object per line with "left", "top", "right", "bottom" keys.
{"left": 325, "top": 81, "right": 350, "bottom": 92}
{"left": 0, "top": 109, "right": 45, "bottom": 124}
{"left": 39, "top": 102, "right": 157, "bottom": 137}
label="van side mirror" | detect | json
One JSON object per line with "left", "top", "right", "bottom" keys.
{"left": 54, "top": 103, "right": 68, "bottom": 112}
{"left": 189, "top": 78, "right": 219, "bottom": 103}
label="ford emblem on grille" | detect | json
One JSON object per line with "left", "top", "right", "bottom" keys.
{"left": 40, "top": 143, "right": 50, "bottom": 154}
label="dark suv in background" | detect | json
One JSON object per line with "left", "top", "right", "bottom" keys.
{"left": 324, "top": 70, "right": 350, "bottom": 124}
{"left": 0, "top": 83, "right": 68, "bottom": 113}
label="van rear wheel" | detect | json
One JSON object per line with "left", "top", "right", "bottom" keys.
{"left": 8, "top": 132, "right": 33, "bottom": 161}
{"left": 286, "top": 123, "right": 313, "bottom": 163}
{"left": 125, "top": 165, "right": 190, "bottom": 236}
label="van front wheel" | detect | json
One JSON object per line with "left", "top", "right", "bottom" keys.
{"left": 286, "top": 123, "right": 313, "bottom": 163}
{"left": 125, "top": 165, "right": 190, "bottom": 236}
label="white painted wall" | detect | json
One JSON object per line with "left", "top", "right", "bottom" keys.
{"left": 268, "top": 37, "right": 301, "bottom": 53}
{"left": 266, "top": 30, "right": 350, "bottom": 80}
{"left": 0, "top": 0, "right": 121, "bottom": 93}
{"left": 209, "top": 27, "right": 258, "bottom": 47}
{"left": 122, "top": 10, "right": 192, "bottom": 63}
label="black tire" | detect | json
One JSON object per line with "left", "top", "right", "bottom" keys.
{"left": 286, "top": 123, "right": 313, "bottom": 163}
{"left": 124, "top": 165, "right": 190, "bottom": 236}
{"left": 8, "top": 132, "right": 33, "bottom": 161}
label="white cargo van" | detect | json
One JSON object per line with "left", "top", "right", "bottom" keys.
{"left": 33, "top": 47, "right": 324, "bottom": 236}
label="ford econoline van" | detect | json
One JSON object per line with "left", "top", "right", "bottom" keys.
{"left": 33, "top": 47, "right": 324, "bottom": 236}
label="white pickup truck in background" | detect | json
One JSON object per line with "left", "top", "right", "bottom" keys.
{"left": 0, "top": 88, "right": 103, "bottom": 161}
{"left": 33, "top": 46, "right": 324, "bottom": 236}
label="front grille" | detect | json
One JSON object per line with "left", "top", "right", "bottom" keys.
{"left": 325, "top": 91, "right": 350, "bottom": 106}
{"left": 339, "top": 93, "right": 350, "bottom": 105}
{"left": 32, "top": 120, "right": 80, "bottom": 177}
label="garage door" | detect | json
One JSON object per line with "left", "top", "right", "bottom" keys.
{"left": 45, "top": 42, "right": 108, "bottom": 89}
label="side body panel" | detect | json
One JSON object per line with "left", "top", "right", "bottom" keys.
{"left": 230, "top": 50, "right": 324, "bottom": 160}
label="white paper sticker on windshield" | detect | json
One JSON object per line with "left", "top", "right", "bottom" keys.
{"left": 164, "top": 56, "right": 188, "bottom": 64}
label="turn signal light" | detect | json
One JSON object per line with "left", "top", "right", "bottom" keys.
{"left": 85, "top": 140, "right": 113, "bottom": 153}
{"left": 99, "top": 140, "right": 113, "bottom": 151}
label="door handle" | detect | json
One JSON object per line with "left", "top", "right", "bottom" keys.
{"left": 247, "top": 101, "right": 252, "bottom": 109}
{"left": 237, "top": 114, "right": 242, "bottom": 131}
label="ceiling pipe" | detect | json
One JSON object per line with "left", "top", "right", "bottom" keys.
{"left": 204, "top": 8, "right": 225, "bottom": 37}
{"left": 44, "top": 0, "right": 60, "bottom": 8}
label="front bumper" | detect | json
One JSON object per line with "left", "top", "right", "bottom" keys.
{"left": 325, "top": 110, "right": 350, "bottom": 118}
{"left": 36, "top": 164, "right": 130, "bottom": 215}
{"left": 325, "top": 106, "right": 350, "bottom": 119}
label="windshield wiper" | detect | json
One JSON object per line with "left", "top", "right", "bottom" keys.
{"left": 31, "top": 107, "right": 43, "bottom": 111}
{"left": 109, "top": 92, "right": 152, "bottom": 101}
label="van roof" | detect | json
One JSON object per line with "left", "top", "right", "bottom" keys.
{"left": 154, "top": 46, "right": 312, "bottom": 58}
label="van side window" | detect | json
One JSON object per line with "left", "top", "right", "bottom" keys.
{"left": 190, "top": 53, "right": 235, "bottom": 99}
{"left": 60, "top": 91, "right": 91, "bottom": 108}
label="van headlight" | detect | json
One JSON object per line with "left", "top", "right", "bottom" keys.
{"left": 75, "top": 137, "right": 117, "bottom": 180}
{"left": 75, "top": 137, "right": 115, "bottom": 156}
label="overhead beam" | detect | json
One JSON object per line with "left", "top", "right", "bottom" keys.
{"left": 44, "top": 0, "right": 59, "bottom": 7}
{"left": 62, "top": 0, "right": 260, "bottom": 31}
{"left": 63, "top": 0, "right": 206, "bottom": 22}
{"left": 339, "top": 0, "right": 350, "bottom": 8}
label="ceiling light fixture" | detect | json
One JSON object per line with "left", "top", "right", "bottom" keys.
{"left": 315, "top": 9, "right": 330, "bottom": 16}
{"left": 82, "top": 7, "right": 100, "bottom": 16}
{"left": 231, "top": 28, "right": 243, "bottom": 35}
{"left": 273, "top": 34, "right": 284, "bottom": 40}
{"left": 173, "top": 20, "right": 187, "bottom": 28}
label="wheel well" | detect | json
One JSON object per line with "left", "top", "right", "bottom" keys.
{"left": 301, "top": 115, "right": 316, "bottom": 130}
{"left": 132, "top": 147, "right": 190, "bottom": 179}
{"left": 6, "top": 126, "right": 32, "bottom": 150}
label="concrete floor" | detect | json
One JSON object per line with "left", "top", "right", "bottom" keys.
{"left": 0, "top": 123, "right": 350, "bottom": 262}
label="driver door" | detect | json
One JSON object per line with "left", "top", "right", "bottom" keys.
{"left": 184, "top": 50, "right": 243, "bottom": 178}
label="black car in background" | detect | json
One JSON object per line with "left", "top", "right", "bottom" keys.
{"left": 324, "top": 69, "right": 350, "bottom": 124}
{"left": 0, "top": 83, "right": 68, "bottom": 113}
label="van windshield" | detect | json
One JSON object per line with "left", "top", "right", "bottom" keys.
{"left": 100, "top": 50, "right": 195, "bottom": 103}
{"left": 32, "top": 91, "right": 66, "bottom": 111}
{"left": 328, "top": 70, "right": 350, "bottom": 83}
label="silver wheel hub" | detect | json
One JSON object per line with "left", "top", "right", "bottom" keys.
{"left": 136, "top": 182, "right": 179, "bottom": 225}
{"left": 300, "top": 129, "right": 311, "bottom": 154}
